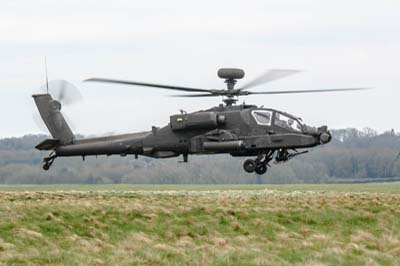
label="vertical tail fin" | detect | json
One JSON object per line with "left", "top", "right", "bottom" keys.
{"left": 33, "top": 94, "right": 74, "bottom": 145}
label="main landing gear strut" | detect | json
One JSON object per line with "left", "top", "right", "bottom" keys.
{"left": 243, "top": 150, "right": 274, "bottom": 175}
{"left": 243, "top": 149, "right": 309, "bottom": 175}
{"left": 42, "top": 153, "right": 57, "bottom": 171}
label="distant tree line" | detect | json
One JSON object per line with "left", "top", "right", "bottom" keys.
{"left": 0, "top": 128, "right": 399, "bottom": 184}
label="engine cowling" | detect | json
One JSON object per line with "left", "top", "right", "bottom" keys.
{"left": 170, "top": 112, "right": 221, "bottom": 131}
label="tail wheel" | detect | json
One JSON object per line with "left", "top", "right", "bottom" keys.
{"left": 42, "top": 154, "right": 56, "bottom": 171}
{"left": 255, "top": 163, "right": 267, "bottom": 175}
{"left": 243, "top": 159, "right": 256, "bottom": 173}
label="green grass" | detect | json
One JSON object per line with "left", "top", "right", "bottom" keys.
{"left": 0, "top": 184, "right": 399, "bottom": 265}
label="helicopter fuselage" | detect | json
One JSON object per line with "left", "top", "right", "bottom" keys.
{"left": 52, "top": 104, "right": 330, "bottom": 168}
{"left": 33, "top": 66, "right": 365, "bottom": 174}
{"left": 34, "top": 93, "right": 331, "bottom": 174}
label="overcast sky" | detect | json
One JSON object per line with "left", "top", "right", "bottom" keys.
{"left": 1, "top": 0, "right": 399, "bottom": 138}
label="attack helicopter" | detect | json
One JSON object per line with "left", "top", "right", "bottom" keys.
{"left": 33, "top": 68, "right": 368, "bottom": 175}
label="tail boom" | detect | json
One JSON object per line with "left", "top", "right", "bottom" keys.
{"left": 54, "top": 132, "right": 150, "bottom": 157}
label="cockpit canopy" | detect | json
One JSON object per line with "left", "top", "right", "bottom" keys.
{"left": 251, "top": 109, "right": 303, "bottom": 132}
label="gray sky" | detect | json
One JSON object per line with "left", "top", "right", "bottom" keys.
{"left": 1, "top": 0, "right": 399, "bottom": 138}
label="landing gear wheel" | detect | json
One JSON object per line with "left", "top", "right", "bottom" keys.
{"left": 42, "top": 153, "right": 56, "bottom": 171}
{"left": 42, "top": 163, "right": 50, "bottom": 171}
{"left": 255, "top": 163, "right": 267, "bottom": 175}
{"left": 243, "top": 159, "right": 256, "bottom": 173}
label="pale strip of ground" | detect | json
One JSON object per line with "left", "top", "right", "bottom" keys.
{"left": 0, "top": 182, "right": 399, "bottom": 193}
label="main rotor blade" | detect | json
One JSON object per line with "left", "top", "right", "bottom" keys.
{"left": 85, "top": 78, "right": 212, "bottom": 93}
{"left": 245, "top": 87, "right": 371, "bottom": 95}
{"left": 171, "top": 93, "right": 217, "bottom": 97}
{"left": 238, "top": 69, "right": 301, "bottom": 90}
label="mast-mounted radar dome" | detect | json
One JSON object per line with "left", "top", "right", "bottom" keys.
{"left": 217, "top": 68, "right": 245, "bottom": 80}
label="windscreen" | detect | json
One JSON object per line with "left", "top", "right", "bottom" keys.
{"left": 251, "top": 110, "right": 273, "bottom": 126}
{"left": 274, "top": 112, "right": 302, "bottom": 132}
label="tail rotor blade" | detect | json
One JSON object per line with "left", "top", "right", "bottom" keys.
{"left": 58, "top": 80, "right": 67, "bottom": 102}
{"left": 39, "top": 80, "right": 82, "bottom": 105}
{"left": 32, "top": 113, "right": 48, "bottom": 133}
{"left": 63, "top": 113, "right": 76, "bottom": 131}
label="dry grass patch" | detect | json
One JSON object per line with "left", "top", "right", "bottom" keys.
{"left": 0, "top": 188, "right": 399, "bottom": 265}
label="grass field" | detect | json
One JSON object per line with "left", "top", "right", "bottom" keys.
{"left": 0, "top": 183, "right": 399, "bottom": 265}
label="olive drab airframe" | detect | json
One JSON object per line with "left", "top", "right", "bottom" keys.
{"left": 33, "top": 68, "right": 368, "bottom": 175}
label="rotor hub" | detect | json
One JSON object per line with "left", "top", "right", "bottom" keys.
{"left": 222, "top": 96, "right": 238, "bottom": 106}
{"left": 224, "top": 78, "right": 237, "bottom": 90}
{"left": 217, "top": 68, "right": 245, "bottom": 106}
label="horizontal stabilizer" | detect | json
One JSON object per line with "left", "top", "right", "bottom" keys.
{"left": 35, "top": 139, "right": 60, "bottom": 151}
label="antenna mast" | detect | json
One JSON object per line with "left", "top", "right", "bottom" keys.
{"left": 45, "top": 57, "right": 49, "bottom": 94}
